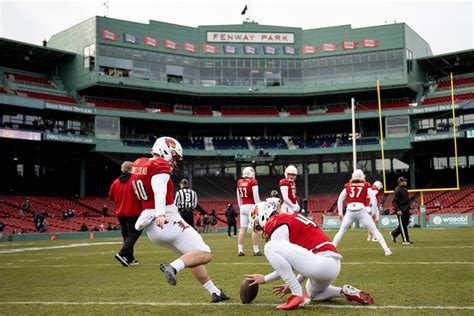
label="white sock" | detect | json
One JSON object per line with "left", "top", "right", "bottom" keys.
{"left": 203, "top": 280, "right": 221, "bottom": 296}
{"left": 253, "top": 244, "right": 260, "bottom": 253}
{"left": 238, "top": 244, "right": 243, "bottom": 252}
{"left": 170, "top": 259, "right": 185, "bottom": 273}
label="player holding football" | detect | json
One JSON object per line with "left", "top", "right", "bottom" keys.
{"left": 131, "top": 136, "right": 230, "bottom": 303}
{"left": 245, "top": 202, "right": 375, "bottom": 310}
{"left": 366, "top": 181, "right": 383, "bottom": 242}
{"left": 236, "top": 167, "right": 263, "bottom": 256}
{"left": 333, "top": 170, "right": 392, "bottom": 256}
{"left": 279, "top": 165, "right": 300, "bottom": 213}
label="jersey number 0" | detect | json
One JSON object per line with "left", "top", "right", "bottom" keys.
{"left": 132, "top": 179, "right": 148, "bottom": 200}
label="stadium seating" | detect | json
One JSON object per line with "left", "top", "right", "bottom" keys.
{"left": 436, "top": 74, "right": 474, "bottom": 91}
{"left": 212, "top": 137, "right": 249, "bottom": 150}
{"left": 17, "top": 90, "right": 78, "bottom": 104}
{"left": 193, "top": 107, "right": 213, "bottom": 116}
{"left": 221, "top": 106, "right": 279, "bottom": 116}
{"left": 84, "top": 96, "right": 146, "bottom": 111}
{"left": 422, "top": 92, "right": 474, "bottom": 106}
{"left": 4, "top": 71, "right": 56, "bottom": 89}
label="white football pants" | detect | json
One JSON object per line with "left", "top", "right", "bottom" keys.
{"left": 264, "top": 240, "right": 343, "bottom": 299}
{"left": 144, "top": 212, "right": 211, "bottom": 254}
{"left": 333, "top": 208, "right": 390, "bottom": 253}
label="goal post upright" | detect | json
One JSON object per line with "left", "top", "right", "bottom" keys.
{"left": 376, "top": 76, "right": 460, "bottom": 201}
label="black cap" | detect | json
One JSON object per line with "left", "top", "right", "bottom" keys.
{"left": 180, "top": 179, "right": 188, "bottom": 186}
{"left": 397, "top": 177, "right": 408, "bottom": 183}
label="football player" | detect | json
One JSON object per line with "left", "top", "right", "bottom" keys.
{"left": 366, "top": 180, "right": 383, "bottom": 242}
{"left": 245, "top": 202, "right": 375, "bottom": 310}
{"left": 132, "top": 136, "right": 230, "bottom": 303}
{"left": 236, "top": 166, "right": 262, "bottom": 256}
{"left": 333, "top": 170, "right": 392, "bottom": 256}
{"left": 279, "top": 165, "right": 300, "bottom": 213}
{"left": 266, "top": 190, "right": 281, "bottom": 213}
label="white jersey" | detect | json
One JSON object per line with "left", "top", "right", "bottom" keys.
{"left": 266, "top": 197, "right": 281, "bottom": 213}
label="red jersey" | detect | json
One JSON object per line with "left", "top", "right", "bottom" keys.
{"left": 237, "top": 178, "right": 258, "bottom": 205}
{"left": 365, "top": 185, "right": 380, "bottom": 207}
{"left": 279, "top": 179, "right": 297, "bottom": 204}
{"left": 131, "top": 157, "right": 174, "bottom": 210}
{"left": 344, "top": 181, "right": 370, "bottom": 204}
{"left": 264, "top": 213, "right": 337, "bottom": 254}
{"left": 108, "top": 174, "right": 142, "bottom": 216}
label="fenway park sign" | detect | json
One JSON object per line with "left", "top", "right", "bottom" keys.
{"left": 207, "top": 32, "right": 294, "bottom": 43}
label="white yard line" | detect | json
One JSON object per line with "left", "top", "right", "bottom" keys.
{"left": 0, "top": 242, "right": 121, "bottom": 254}
{"left": 0, "top": 301, "right": 472, "bottom": 310}
{"left": 0, "top": 261, "right": 472, "bottom": 268}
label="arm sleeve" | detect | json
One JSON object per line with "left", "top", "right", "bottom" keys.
{"left": 367, "top": 188, "right": 378, "bottom": 213}
{"left": 280, "top": 186, "right": 296, "bottom": 209}
{"left": 151, "top": 173, "right": 170, "bottom": 216}
{"left": 192, "top": 190, "right": 197, "bottom": 209}
{"left": 252, "top": 185, "right": 260, "bottom": 204}
{"left": 236, "top": 188, "right": 242, "bottom": 208}
{"left": 337, "top": 189, "right": 347, "bottom": 216}
{"left": 269, "top": 225, "right": 290, "bottom": 241}
{"left": 262, "top": 228, "right": 289, "bottom": 283}
{"left": 264, "top": 271, "right": 281, "bottom": 283}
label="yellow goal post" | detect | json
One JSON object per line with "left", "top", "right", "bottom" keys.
{"left": 376, "top": 73, "right": 460, "bottom": 205}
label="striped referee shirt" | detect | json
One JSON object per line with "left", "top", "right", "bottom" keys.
{"left": 174, "top": 188, "right": 197, "bottom": 211}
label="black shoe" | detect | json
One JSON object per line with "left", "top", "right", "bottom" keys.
{"left": 211, "top": 289, "right": 230, "bottom": 303}
{"left": 160, "top": 263, "right": 177, "bottom": 285}
{"left": 253, "top": 251, "right": 264, "bottom": 256}
{"left": 129, "top": 260, "right": 139, "bottom": 266}
{"left": 402, "top": 241, "right": 413, "bottom": 245}
{"left": 115, "top": 253, "right": 130, "bottom": 267}
{"left": 389, "top": 231, "right": 396, "bottom": 243}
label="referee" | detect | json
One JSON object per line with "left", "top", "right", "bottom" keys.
{"left": 175, "top": 178, "right": 197, "bottom": 228}
{"left": 390, "top": 177, "right": 412, "bottom": 244}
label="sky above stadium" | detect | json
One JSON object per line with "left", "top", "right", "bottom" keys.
{"left": 0, "top": 0, "right": 472, "bottom": 55}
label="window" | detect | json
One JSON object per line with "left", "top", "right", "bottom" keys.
{"left": 83, "top": 44, "right": 96, "bottom": 70}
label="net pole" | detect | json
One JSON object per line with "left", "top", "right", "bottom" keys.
{"left": 376, "top": 80, "right": 387, "bottom": 193}
{"left": 450, "top": 72, "right": 460, "bottom": 189}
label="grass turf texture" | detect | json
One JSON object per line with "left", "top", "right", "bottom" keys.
{"left": 0, "top": 228, "right": 473, "bottom": 315}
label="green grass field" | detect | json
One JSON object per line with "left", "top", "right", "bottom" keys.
{"left": 1, "top": 227, "right": 473, "bottom": 315}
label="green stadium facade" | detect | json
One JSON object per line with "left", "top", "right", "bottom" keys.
{"left": 0, "top": 16, "right": 473, "bottom": 199}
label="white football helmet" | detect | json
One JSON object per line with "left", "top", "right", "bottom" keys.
{"left": 373, "top": 180, "right": 383, "bottom": 190}
{"left": 250, "top": 201, "right": 276, "bottom": 232}
{"left": 284, "top": 165, "right": 298, "bottom": 181}
{"left": 242, "top": 166, "right": 255, "bottom": 179}
{"left": 151, "top": 137, "right": 183, "bottom": 168}
{"left": 351, "top": 169, "right": 366, "bottom": 180}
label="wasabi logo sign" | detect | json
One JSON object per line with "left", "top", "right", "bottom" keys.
{"left": 376, "top": 215, "right": 418, "bottom": 228}
{"left": 429, "top": 214, "right": 472, "bottom": 227}
{"left": 322, "top": 216, "right": 340, "bottom": 229}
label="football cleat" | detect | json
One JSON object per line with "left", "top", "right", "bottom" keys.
{"left": 135, "top": 210, "right": 156, "bottom": 231}
{"left": 402, "top": 241, "right": 413, "bottom": 245}
{"left": 389, "top": 231, "right": 396, "bottom": 243}
{"left": 385, "top": 250, "right": 393, "bottom": 256}
{"left": 211, "top": 289, "right": 231, "bottom": 303}
{"left": 253, "top": 251, "right": 264, "bottom": 256}
{"left": 341, "top": 285, "right": 374, "bottom": 305}
{"left": 238, "top": 252, "right": 245, "bottom": 256}
{"left": 115, "top": 253, "right": 130, "bottom": 267}
{"left": 160, "top": 263, "right": 177, "bottom": 285}
{"left": 129, "top": 260, "right": 140, "bottom": 266}
{"left": 276, "top": 294, "right": 311, "bottom": 310}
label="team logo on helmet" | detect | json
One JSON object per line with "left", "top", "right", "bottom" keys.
{"left": 165, "top": 138, "right": 177, "bottom": 149}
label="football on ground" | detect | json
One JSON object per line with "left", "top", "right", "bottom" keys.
{"left": 240, "top": 279, "right": 259, "bottom": 304}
